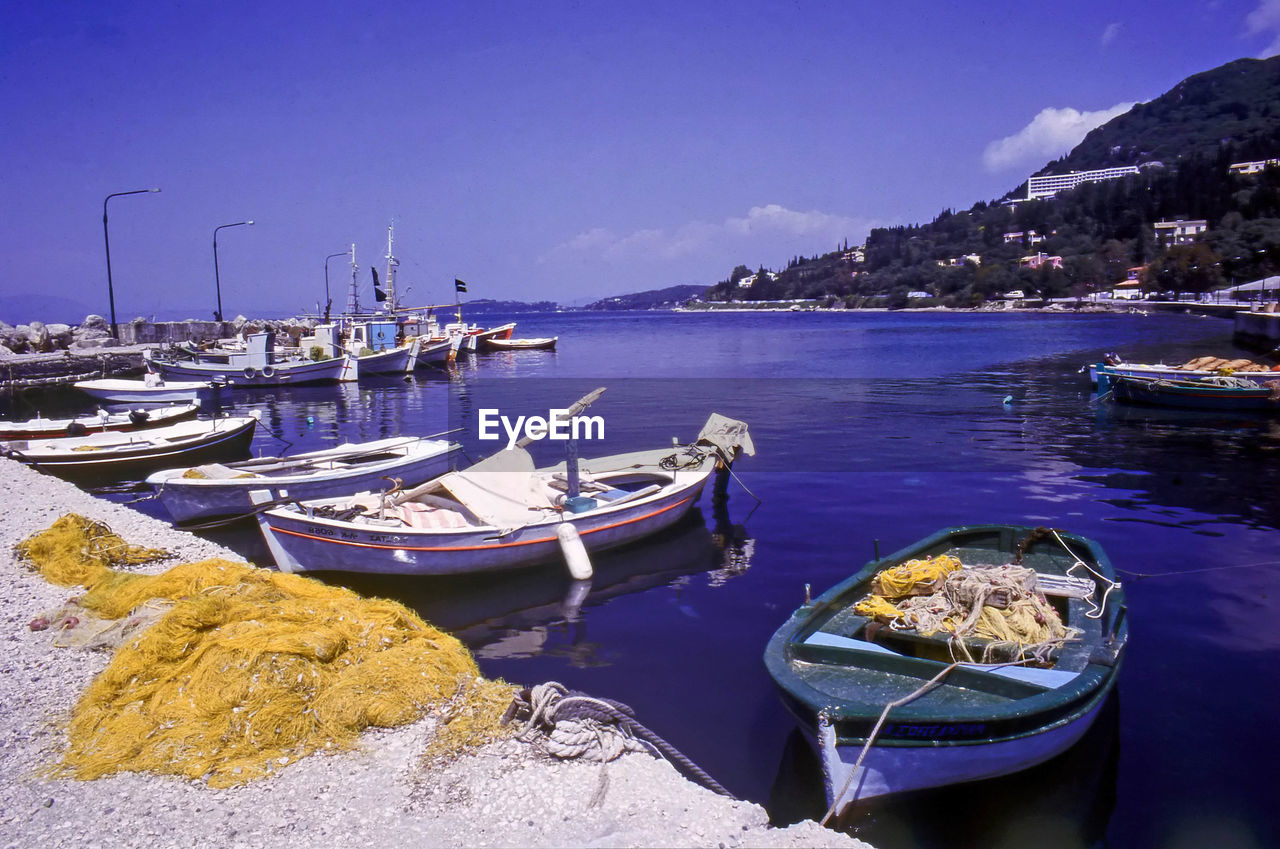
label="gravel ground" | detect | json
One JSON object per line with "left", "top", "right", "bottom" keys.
{"left": 0, "top": 457, "right": 867, "bottom": 849}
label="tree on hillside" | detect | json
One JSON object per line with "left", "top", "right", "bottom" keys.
{"left": 1144, "top": 244, "right": 1224, "bottom": 299}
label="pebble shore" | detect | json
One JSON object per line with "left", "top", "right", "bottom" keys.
{"left": 0, "top": 457, "right": 867, "bottom": 849}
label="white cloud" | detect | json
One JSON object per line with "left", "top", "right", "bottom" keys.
{"left": 982, "top": 103, "right": 1136, "bottom": 173}
{"left": 1247, "top": 0, "right": 1280, "bottom": 57}
{"left": 541, "top": 204, "right": 875, "bottom": 266}
{"left": 1100, "top": 22, "right": 1122, "bottom": 46}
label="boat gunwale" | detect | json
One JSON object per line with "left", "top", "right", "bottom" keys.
{"left": 147, "top": 438, "right": 460, "bottom": 488}
{"left": 8, "top": 417, "right": 259, "bottom": 466}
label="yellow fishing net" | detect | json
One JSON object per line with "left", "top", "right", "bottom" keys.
{"left": 17, "top": 514, "right": 515, "bottom": 787}
{"left": 854, "top": 556, "right": 1076, "bottom": 659}
{"left": 870, "top": 554, "right": 962, "bottom": 597}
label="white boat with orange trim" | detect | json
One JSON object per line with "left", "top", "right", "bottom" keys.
{"left": 253, "top": 412, "right": 752, "bottom": 576}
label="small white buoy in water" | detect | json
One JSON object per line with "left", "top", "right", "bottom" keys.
{"left": 1002, "top": 395, "right": 1013, "bottom": 406}
{"left": 557, "top": 523, "right": 593, "bottom": 580}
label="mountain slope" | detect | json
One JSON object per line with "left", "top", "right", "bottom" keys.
{"left": 1043, "top": 56, "right": 1280, "bottom": 174}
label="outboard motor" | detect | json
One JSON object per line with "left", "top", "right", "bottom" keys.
{"left": 66, "top": 422, "right": 88, "bottom": 437}
{"left": 128, "top": 410, "right": 151, "bottom": 426}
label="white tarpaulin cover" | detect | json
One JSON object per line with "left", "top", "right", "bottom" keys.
{"left": 697, "top": 413, "right": 755, "bottom": 458}
{"left": 435, "top": 447, "right": 554, "bottom": 529}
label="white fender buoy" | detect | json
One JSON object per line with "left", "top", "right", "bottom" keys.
{"left": 557, "top": 522, "right": 593, "bottom": 580}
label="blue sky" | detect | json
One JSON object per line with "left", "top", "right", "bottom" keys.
{"left": 3, "top": 1, "right": 1280, "bottom": 322}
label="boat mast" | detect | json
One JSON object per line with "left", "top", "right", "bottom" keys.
{"left": 384, "top": 224, "right": 399, "bottom": 314}
{"left": 347, "top": 243, "right": 360, "bottom": 316}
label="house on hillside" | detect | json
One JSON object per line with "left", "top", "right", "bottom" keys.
{"left": 936, "top": 254, "right": 982, "bottom": 268}
{"left": 1154, "top": 219, "right": 1207, "bottom": 246}
{"left": 1229, "top": 158, "right": 1280, "bottom": 175}
{"left": 1019, "top": 253, "right": 1063, "bottom": 270}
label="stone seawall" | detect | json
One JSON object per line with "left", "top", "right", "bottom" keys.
{"left": 1234, "top": 310, "right": 1280, "bottom": 352}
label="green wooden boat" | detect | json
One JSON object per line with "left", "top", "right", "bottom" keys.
{"left": 763, "top": 524, "right": 1127, "bottom": 814}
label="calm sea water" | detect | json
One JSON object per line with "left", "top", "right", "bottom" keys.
{"left": 9, "top": 309, "right": 1279, "bottom": 849}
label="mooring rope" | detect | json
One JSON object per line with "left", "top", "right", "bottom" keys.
{"left": 1050, "top": 528, "right": 1121, "bottom": 620}
{"left": 503, "top": 681, "right": 736, "bottom": 799}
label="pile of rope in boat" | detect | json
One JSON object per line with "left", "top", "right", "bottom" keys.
{"left": 502, "top": 681, "right": 736, "bottom": 799}
{"left": 1201, "top": 375, "right": 1266, "bottom": 389}
{"left": 853, "top": 554, "right": 1079, "bottom": 665}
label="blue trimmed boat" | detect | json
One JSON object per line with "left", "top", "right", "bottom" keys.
{"left": 1099, "top": 371, "right": 1280, "bottom": 411}
{"left": 764, "top": 524, "right": 1126, "bottom": 814}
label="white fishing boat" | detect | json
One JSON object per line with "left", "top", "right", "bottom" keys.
{"left": 0, "top": 403, "right": 199, "bottom": 440}
{"left": 74, "top": 376, "right": 217, "bottom": 403}
{"left": 1, "top": 414, "right": 259, "bottom": 482}
{"left": 254, "top": 409, "right": 753, "bottom": 576}
{"left": 146, "top": 434, "right": 461, "bottom": 524}
{"left": 147, "top": 331, "right": 350, "bottom": 386}
{"left": 484, "top": 336, "right": 557, "bottom": 351}
{"left": 415, "top": 335, "right": 461, "bottom": 366}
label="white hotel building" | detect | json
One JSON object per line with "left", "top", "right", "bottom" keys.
{"left": 1026, "top": 166, "right": 1140, "bottom": 200}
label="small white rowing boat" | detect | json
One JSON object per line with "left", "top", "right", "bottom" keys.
{"left": 147, "top": 435, "right": 462, "bottom": 524}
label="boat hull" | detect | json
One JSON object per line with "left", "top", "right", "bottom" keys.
{"left": 149, "top": 441, "right": 459, "bottom": 524}
{"left": 74, "top": 379, "right": 216, "bottom": 403}
{"left": 151, "top": 356, "right": 348, "bottom": 386}
{"left": 259, "top": 470, "right": 712, "bottom": 575}
{"left": 1105, "top": 373, "right": 1280, "bottom": 410}
{"left": 484, "top": 337, "right": 557, "bottom": 351}
{"left": 353, "top": 344, "right": 416, "bottom": 376}
{"left": 0, "top": 403, "right": 198, "bottom": 440}
{"left": 1089, "top": 362, "right": 1280, "bottom": 386}
{"left": 3, "top": 418, "right": 257, "bottom": 483}
{"left": 414, "top": 337, "right": 456, "bottom": 366}
{"left": 798, "top": 693, "right": 1109, "bottom": 805}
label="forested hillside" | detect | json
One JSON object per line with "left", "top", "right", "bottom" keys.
{"left": 702, "top": 56, "right": 1280, "bottom": 308}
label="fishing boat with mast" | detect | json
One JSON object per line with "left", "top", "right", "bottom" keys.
{"left": 313, "top": 227, "right": 491, "bottom": 371}
{"left": 146, "top": 331, "right": 352, "bottom": 386}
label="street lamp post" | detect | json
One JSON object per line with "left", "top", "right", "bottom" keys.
{"left": 213, "top": 220, "right": 254, "bottom": 322}
{"left": 103, "top": 188, "right": 161, "bottom": 340}
{"left": 323, "top": 251, "right": 347, "bottom": 322}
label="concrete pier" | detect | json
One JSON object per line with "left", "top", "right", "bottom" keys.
{"left": 1234, "top": 310, "right": 1280, "bottom": 353}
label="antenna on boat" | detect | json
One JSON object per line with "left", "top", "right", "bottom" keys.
{"left": 347, "top": 243, "right": 361, "bottom": 316}
{"left": 384, "top": 223, "right": 399, "bottom": 313}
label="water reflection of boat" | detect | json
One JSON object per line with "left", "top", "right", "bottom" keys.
{"left": 768, "top": 691, "right": 1120, "bottom": 846}
{"left": 320, "top": 511, "right": 737, "bottom": 658}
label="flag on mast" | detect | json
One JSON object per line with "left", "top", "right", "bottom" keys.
{"left": 454, "top": 279, "right": 468, "bottom": 293}
{"left": 372, "top": 267, "right": 387, "bottom": 302}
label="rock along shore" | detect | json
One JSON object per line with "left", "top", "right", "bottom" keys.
{"left": 0, "top": 457, "right": 867, "bottom": 849}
